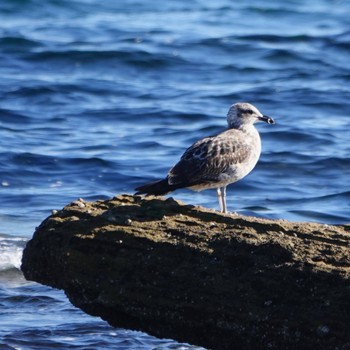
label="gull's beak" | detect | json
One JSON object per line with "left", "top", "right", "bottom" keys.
{"left": 258, "top": 115, "right": 275, "bottom": 124}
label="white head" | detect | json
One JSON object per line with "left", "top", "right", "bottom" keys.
{"left": 227, "top": 102, "right": 275, "bottom": 129}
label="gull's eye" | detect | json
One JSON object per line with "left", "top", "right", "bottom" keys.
{"left": 242, "top": 109, "right": 254, "bottom": 115}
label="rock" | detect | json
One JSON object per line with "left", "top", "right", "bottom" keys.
{"left": 21, "top": 194, "right": 350, "bottom": 350}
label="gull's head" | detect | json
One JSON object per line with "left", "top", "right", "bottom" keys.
{"left": 227, "top": 102, "right": 275, "bottom": 129}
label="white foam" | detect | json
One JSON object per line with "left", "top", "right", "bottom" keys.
{"left": 0, "top": 235, "right": 27, "bottom": 271}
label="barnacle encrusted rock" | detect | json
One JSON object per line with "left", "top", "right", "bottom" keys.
{"left": 22, "top": 194, "right": 350, "bottom": 350}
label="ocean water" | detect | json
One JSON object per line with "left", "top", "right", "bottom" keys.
{"left": 1, "top": 0, "right": 349, "bottom": 348}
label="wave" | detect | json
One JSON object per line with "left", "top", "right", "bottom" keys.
{"left": 0, "top": 36, "right": 42, "bottom": 50}
{"left": 0, "top": 233, "right": 27, "bottom": 272}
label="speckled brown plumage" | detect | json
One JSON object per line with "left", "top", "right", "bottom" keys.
{"left": 168, "top": 129, "right": 252, "bottom": 187}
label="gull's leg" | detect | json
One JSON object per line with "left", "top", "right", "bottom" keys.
{"left": 221, "top": 186, "right": 227, "bottom": 213}
{"left": 217, "top": 187, "right": 223, "bottom": 212}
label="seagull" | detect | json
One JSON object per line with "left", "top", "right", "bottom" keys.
{"left": 135, "top": 102, "right": 275, "bottom": 213}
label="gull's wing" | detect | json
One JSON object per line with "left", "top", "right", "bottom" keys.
{"left": 168, "top": 129, "right": 252, "bottom": 186}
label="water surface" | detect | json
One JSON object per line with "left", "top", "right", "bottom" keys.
{"left": 1, "top": 0, "right": 349, "bottom": 348}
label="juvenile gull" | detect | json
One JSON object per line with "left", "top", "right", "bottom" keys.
{"left": 135, "top": 102, "right": 275, "bottom": 213}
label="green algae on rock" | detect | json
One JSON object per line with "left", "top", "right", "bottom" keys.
{"left": 22, "top": 195, "right": 350, "bottom": 350}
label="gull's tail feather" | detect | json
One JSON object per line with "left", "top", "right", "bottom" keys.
{"left": 135, "top": 178, "right": 178, "bottom": 196}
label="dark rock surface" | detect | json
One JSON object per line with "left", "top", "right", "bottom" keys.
{"left": 22, "top": 194, "right": 350, "bottom": 350}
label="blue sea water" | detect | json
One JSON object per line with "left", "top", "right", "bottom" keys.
{"left": 1, "top": 0, "right": 350, "bottom": 348}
